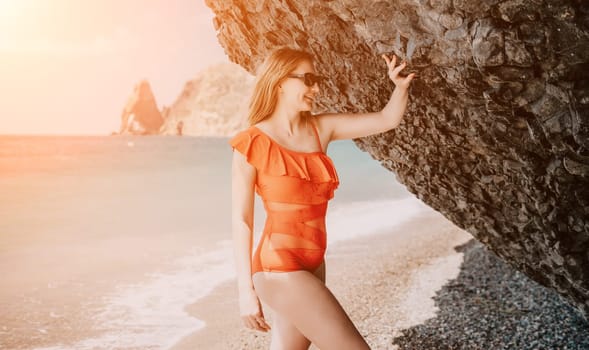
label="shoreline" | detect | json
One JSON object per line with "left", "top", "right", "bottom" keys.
{"left": 9, "top": 205, "right": 585, "bottom": 349}
{"left": 171, "top": 209, "right": 589, "bottom": 350}
{"left": 171, "top": 210, "right": 473, "bottom": 349}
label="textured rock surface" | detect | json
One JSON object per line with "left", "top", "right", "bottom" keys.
{"left": 205, "top": 0, "right": 589, "bottom": 320}
{"left": 118, "top": 80, "right": 163, "bottom": 135}
{"left": 159, "top": 62, "right": 254, "bottom": 136}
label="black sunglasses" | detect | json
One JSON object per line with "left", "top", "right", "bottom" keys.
{"left": 286, "top": 72, "right": 325, "bottom": 87}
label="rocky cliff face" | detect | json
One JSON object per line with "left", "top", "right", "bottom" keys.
{"left": 205, "top": 0, "right": 589, "bottom": 320}
{"left": 118, "top": 80, "right": 163, "bottom": 135}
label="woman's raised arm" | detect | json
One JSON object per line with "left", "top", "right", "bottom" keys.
{"left": 317, "top": 54, "right": 416, "bottom": 142}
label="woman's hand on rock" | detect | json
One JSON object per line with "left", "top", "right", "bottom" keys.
{"left": 239, "top": 289, "right": 271, "bottom": 332}
{"left": 382, "top": 54, "right": 415, "bottom": 90}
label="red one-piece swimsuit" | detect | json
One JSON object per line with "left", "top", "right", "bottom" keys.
{"left": 229, "top": 120, "right": 340, "bottom": 275}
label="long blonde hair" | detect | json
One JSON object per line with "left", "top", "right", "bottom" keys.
{"left": 246, "top": 47, "right": 314, "bottom": 126}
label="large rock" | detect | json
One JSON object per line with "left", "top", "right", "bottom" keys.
{"left": 118, "top": 80, "right": 163, "bottom": 135}
{"left": 159, "top": 62, "right": 254, "bottom": 136}
{"left": 205, "top": 0, "right": 589, "bottom": 320}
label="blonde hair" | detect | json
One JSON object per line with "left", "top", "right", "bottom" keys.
{"left": 246, "top": 47, "right": 314, "bottom": 126}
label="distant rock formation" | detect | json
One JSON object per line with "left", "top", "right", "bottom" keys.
{"left": 159, "top": 62, "right": 254, "bottom": 136}
{"left": 205, "top": 0, "right": 589, "bottom": 320}
{"left": 116, "top": 63, "right": 253, "bottom": 136}
{"left": 118, "top": 80, "right": 163, "bottom": 135}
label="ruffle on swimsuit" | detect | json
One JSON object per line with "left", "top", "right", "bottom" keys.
{"left": 229, "top": 125, "right": 339, "bottom": 203}
{"left": 229, "top": 123, "right": 339, "bottom": 274}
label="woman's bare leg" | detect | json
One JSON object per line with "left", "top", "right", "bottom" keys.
{"left": 253, "top": 262, "right": 369, "bottom": 350}
{"left": 267, "top": 262, "right": 325, "bottom": 350}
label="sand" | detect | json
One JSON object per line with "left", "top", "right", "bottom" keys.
{"left": 170, "top": 209, "right": 473, "bottom": 350}
{"left": 9, "top": 206, "right": 585, "bottom": 350}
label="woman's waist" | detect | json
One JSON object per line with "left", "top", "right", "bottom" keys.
{"left": 262, "top": 217, "right": 327, "bottom": 247}
{"left": 257, "top": 182, "right": 337, "bottom": 203}
{"left": 263, "top": 201, "right": 328, "bottom": 219}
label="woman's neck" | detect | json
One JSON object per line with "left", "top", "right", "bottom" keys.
{"left": 267, "top": 106, "right": 305, "bottom": 136}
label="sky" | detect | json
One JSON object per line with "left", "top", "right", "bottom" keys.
{"left": 0, "top": 0, "right": 229, "bottom": 135}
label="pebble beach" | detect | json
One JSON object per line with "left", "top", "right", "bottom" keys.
{"left": 170, "top": 210, "right": 589, "bottom": 350}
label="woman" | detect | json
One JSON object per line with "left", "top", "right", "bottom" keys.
{"left": 229, "top": 47, "right": 415, "bottom": 350}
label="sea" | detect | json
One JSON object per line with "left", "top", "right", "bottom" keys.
{"left": 0, "top": 135, "right": 432, "bottom": 349}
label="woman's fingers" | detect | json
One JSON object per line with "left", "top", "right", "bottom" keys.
{"left": 382, "top": 54, "right": 397, "bottom": 71}
{"left": 253, "top": 307, "right": 271, "bottom": 331}
{"left": 243, "top": 316, "right": 258, "bottom": 330}
{"left": 383, "top": 54, "right": 412, "bottom": 82}
{"left": 253, "top": 317, "right": 270, "bottom": 331}
{"left": 401, "top": 74, "right": 415, "bottom": 87}
{"left": 392, "top": 60, "right": 407, "bottom": 76}
{"left": 253, "top": 302, "right": 270, "bottom": 331}
{"left": 255, "top": 314, "right": 271, "bottom": 331}
{"left": 239, "top": 290, "right": 270, "bottom": 332}
{"left": 242, "top": 314, "right": 271, "bottom": 332}
{"left": 243, "top": 316, "right": 260, "bottom": 331}
{"left": 252, "top": 315, "right": 270, "bottom": 332}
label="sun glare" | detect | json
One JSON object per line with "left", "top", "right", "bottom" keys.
{"left": 0, "top": 0, "right": 21, "bottom": 17}
{"left": 0, "top": 0, "right": 29, "bottom": 31}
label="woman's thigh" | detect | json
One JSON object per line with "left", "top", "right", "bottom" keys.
{"left": 267, "top": 262, "right": 325, "bottom": 350}
{"left": 253, "top": 263, "right": 369, "bottom": 350}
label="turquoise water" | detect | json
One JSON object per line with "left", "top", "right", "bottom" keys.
{"left": 0, "top": 135, "right": 429, "bottom": 349}
{"left": 0, "top": 135, "right": 410, "bottom": 249}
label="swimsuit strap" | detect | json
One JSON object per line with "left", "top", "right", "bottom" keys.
{"left": 309, "top": 119, "right": 323, "bottom": 153}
